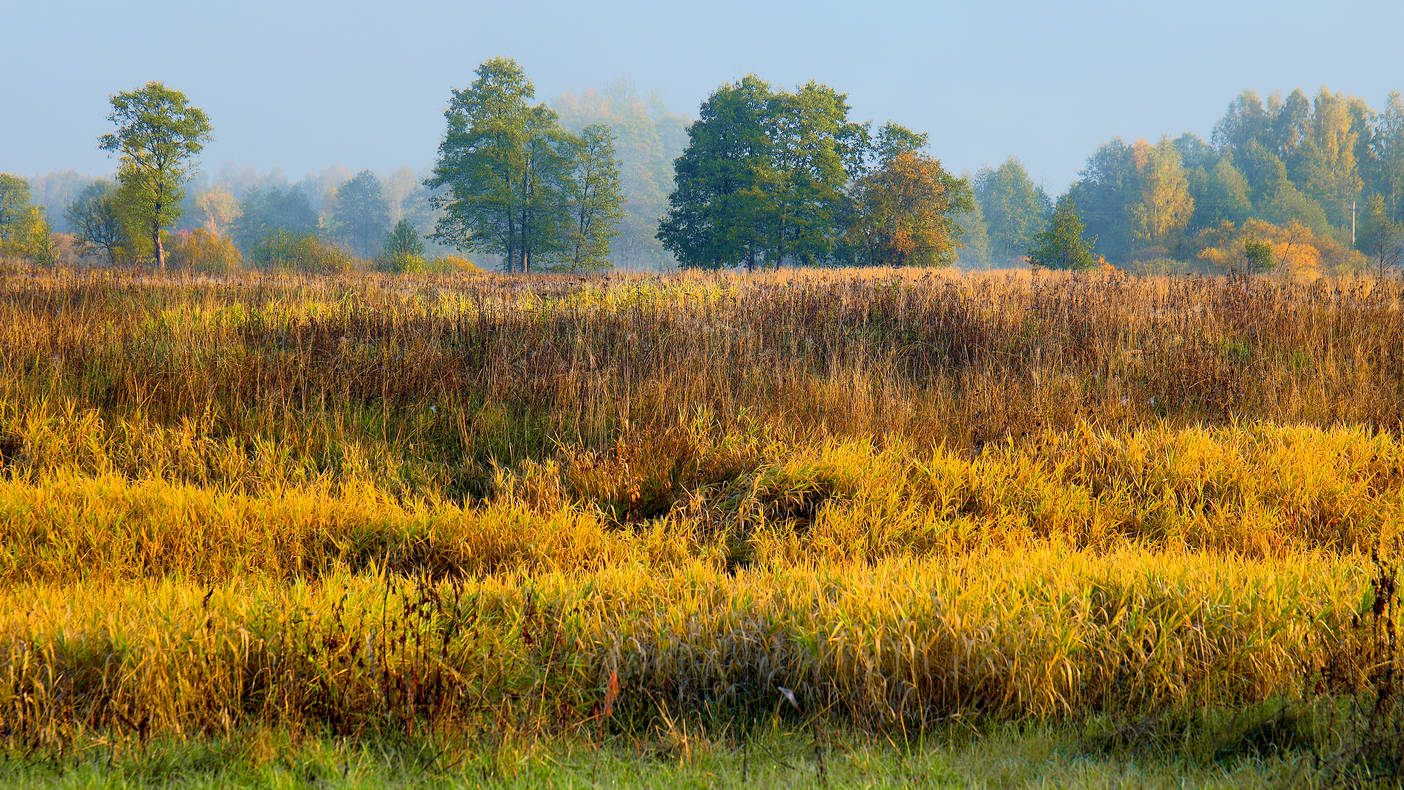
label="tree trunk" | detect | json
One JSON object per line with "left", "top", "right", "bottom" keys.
{"left": 153, "top": 223, "right": 165, "bottom": 270}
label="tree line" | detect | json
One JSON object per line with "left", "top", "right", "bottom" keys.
{"left": 960, "top": 88, "right": 1404, "bottom": 273}
{"left": 3, "top": 70, "right": 1402, "bottom": 275}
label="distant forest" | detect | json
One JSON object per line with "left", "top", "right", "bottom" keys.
{"left": 5, "top": 72, "right": 1404, "bottom": 275}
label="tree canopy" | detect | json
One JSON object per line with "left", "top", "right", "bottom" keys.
{"left": 428, "top": 58, "right": 626, "bottom": 273}
{"left": 658, "top": 77, "right": 966, "bottom": 269}
{"left": 330, "top": 171, "right": 392, "bottom": 258}
{"left": 1028, "top": 196, "right": 1098, "bottom": 270}
{"left": 98, "top": 82, "right": 212, "bottom": 268}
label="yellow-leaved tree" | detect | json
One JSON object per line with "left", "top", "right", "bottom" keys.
{"left": 1130, "top": 137, "right": 1194, "bottom": 252}
{"left": 1194, "top": 218, "right": 1364, "bottom": 277}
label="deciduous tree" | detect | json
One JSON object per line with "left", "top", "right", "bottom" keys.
{"left": 561, "top": 124, "right": 624, "bottom": 272}
{"left": 65, "top": 180, "right": 126, "bottom": 264}
{"left": 330, "top": 171, "right": 392, "bottom": 258}
{"left": 98, "top": 82, "right": 212, "bottom": 268}
{"left": 0, "top": 174, "right": 53, "bottom": 263}
{"left": 1028, "top": 196, "right": 1097, "bottom": 270}
{"left": 428, "top": 58, "right": 581, "bottom": 273}
{"left": 1302, "top": 89, "right": 1363, "bottom": 228}
{"left": 847, "top": 151, "right": 972, "bottom": 267}
{"left": 1130, "top": 137, "right": 1194, "bottom": 250}
{"left": 974, "top": 158, "right": 1051, "bottom": 263}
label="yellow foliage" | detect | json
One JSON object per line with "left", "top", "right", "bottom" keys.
{"left": 167, "top": 227, "right": 243, "bottom": 273}
{"left": 0, "top": 268, "right": 1401, "bottom": 752}
{"left": 1195, "top": 217, "right": 1363, "bottom": 276}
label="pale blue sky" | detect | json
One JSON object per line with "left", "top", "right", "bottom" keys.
{"left": 3, "top": 0, "right": 1401, "bottom": 191}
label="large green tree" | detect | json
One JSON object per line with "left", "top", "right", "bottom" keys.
{"left": 974, "top": 158, "right": 1051, "bottom": 263}
{"left": 98, "top": 82, "right": 212, "bottom": 268}
{"left": 758, "top": 82, "right": 868, "bottom": 266}
{"left": 1301, "top": 89, "right": 1364, "bottom": 227}
{"left": 1373, "top": 91, "right": 1404, "bottom": 223}
{"left": 561, "top": 124, "right": 625, "bottom": 272}
{"left": 0, "top": 174, "right": 52, "bottom": 262}
{"left": 1212, "top": 90, "right": 1271, "bottom": 162}
{"left": 1130, "top": 137, "right": 1194, "bottom": 252}
{"left": 1066, "top": 141, "right": 1141, "bottom": 262}
{"left": 330, "top": 170, "right": 392, "bottom": 258}
{"left": 428, "top": 58, "right": 582, "bottom": 274}
{"left": 658, "top": 76, "right": 782, "bottom": 270}
{"left": 1188, "top": 159, "right": 1251, "bottom": 230}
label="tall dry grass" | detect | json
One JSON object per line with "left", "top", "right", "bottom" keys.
{"left": 1, "top": 265, "right": 1402, "bottom": 753}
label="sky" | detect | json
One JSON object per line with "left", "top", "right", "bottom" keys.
{"left": 3, "top": 0, "right": 1403, "bottom": 193}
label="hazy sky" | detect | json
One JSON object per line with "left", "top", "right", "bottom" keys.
{"left": 3, "top": 0, "right": 1402, "bottom": 192}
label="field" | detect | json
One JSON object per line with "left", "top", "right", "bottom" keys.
{"left": 4, "top": 265, "right": 1404, "bottom": 786}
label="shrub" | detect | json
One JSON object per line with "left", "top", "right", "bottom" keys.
{"left": 401, "top": 254, "right": 481, "bottom": 274}
{"left": 374, "top": 220, "right": 425, "bottom": 273}
{"left": 250, "top": 231, "right": 362, "bottom": 274}
{"left": 167, "top": 228, "right": 243, "bottom": 273}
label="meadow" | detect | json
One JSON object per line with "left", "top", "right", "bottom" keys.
{"left": 3, "top": 264, "right": 1404, "bottom": 786}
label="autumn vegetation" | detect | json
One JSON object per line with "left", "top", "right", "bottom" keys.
{"left": 0, "top": 263, "right": 1398, "bottom": 784}
{"left": 5, "top": 60, "right": 1404, "bottom": 786}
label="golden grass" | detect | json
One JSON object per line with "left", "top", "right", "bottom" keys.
{"left": 0, "top": 265, "right": 1401, "bottom": 763}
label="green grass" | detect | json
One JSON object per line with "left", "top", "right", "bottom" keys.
{"left": 1, "top": 724, "right": 1312, "bottom": 789}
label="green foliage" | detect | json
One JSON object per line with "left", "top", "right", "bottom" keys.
{"left": 98, "top": 82, "right": 212, "bottom": 268}
{"left": 1357, "top": 194, "right": 1404, "bottom": 271}
{"left": 975, "top": 158, "right": 1052, "bottom": 263}
{"left": 1213, "top": 90, "right": 1271, "bottom": 161}
{"left": 0, "top": 175, "right": 31, "bottom": 233}
{"left": 552, "top": 80, "right": 690, "bottom": 271}
{"left": 1130, "top": 137, "right": 1195, "bottom": 251}
{"left": 375, "top": 220, "right": 426, "bottom": 273}
{"left": 1189, "top": 159, "right": 1252, "bottom": 229}
{"left": 660, "top": 78, "right": 963, "bottom": 270}
{"left": 250, "top": 231, "right": 360, "bottom": 274}
{"left": 65, "top": 180, "right": 126, "bottom": 264}
{"left": 232, "top": 187, "right": 319, "bottom": 251}
{"left": 657, "top": 75, "right": 776, "bottom": 270}
{"left": 1243, "top": 239, "right": 1276, "bottom": 272}
{"left": 559, "top": 124, "right": 624, "bottom": 272}
{"left": 330, "top": 171, "right": 392, "bottom": 258}
{"left": 1028, "top": 196, "right": 1098, "bottom": 270}
{"left": 872, "top": 122, "right": 928, "bottom": 165}
{"left": 1066, "top": 141, "right": 1138, "bottom": 262}
{"left": 1376, "top": 92, "right": 1404, "bottom": 224}
{"left": 427, "top": 58, "right": 581, "bottom": 273}
{"left": 1300, "top": 89, "right": 1364, "bottom": 227}
{"left": 955, "top": 198, "right": 992, "bottom": 268}
{"left": 0, "top": 174, "right": 53, "bottom": 264}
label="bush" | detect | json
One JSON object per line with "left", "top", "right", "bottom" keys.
{"left": 167, "top": 229, "right": 243, "bottom": 273}
{"left": 250, "top": 231, "right": 362, "bottom": 274}
{"left": 400, "top": 254, "right": 481, "bottom": 274}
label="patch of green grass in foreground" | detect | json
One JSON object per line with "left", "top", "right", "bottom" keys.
{"left": 1, "top": 725, "right": 1312, "bottom": 789}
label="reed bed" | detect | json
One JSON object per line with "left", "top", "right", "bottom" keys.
{"left": 0, "top": 265, "right": 1401, "bottom": 763}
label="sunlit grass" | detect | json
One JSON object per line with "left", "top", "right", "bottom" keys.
{"left": 2, "top": 266, "right": 1402, "bottom": 783}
